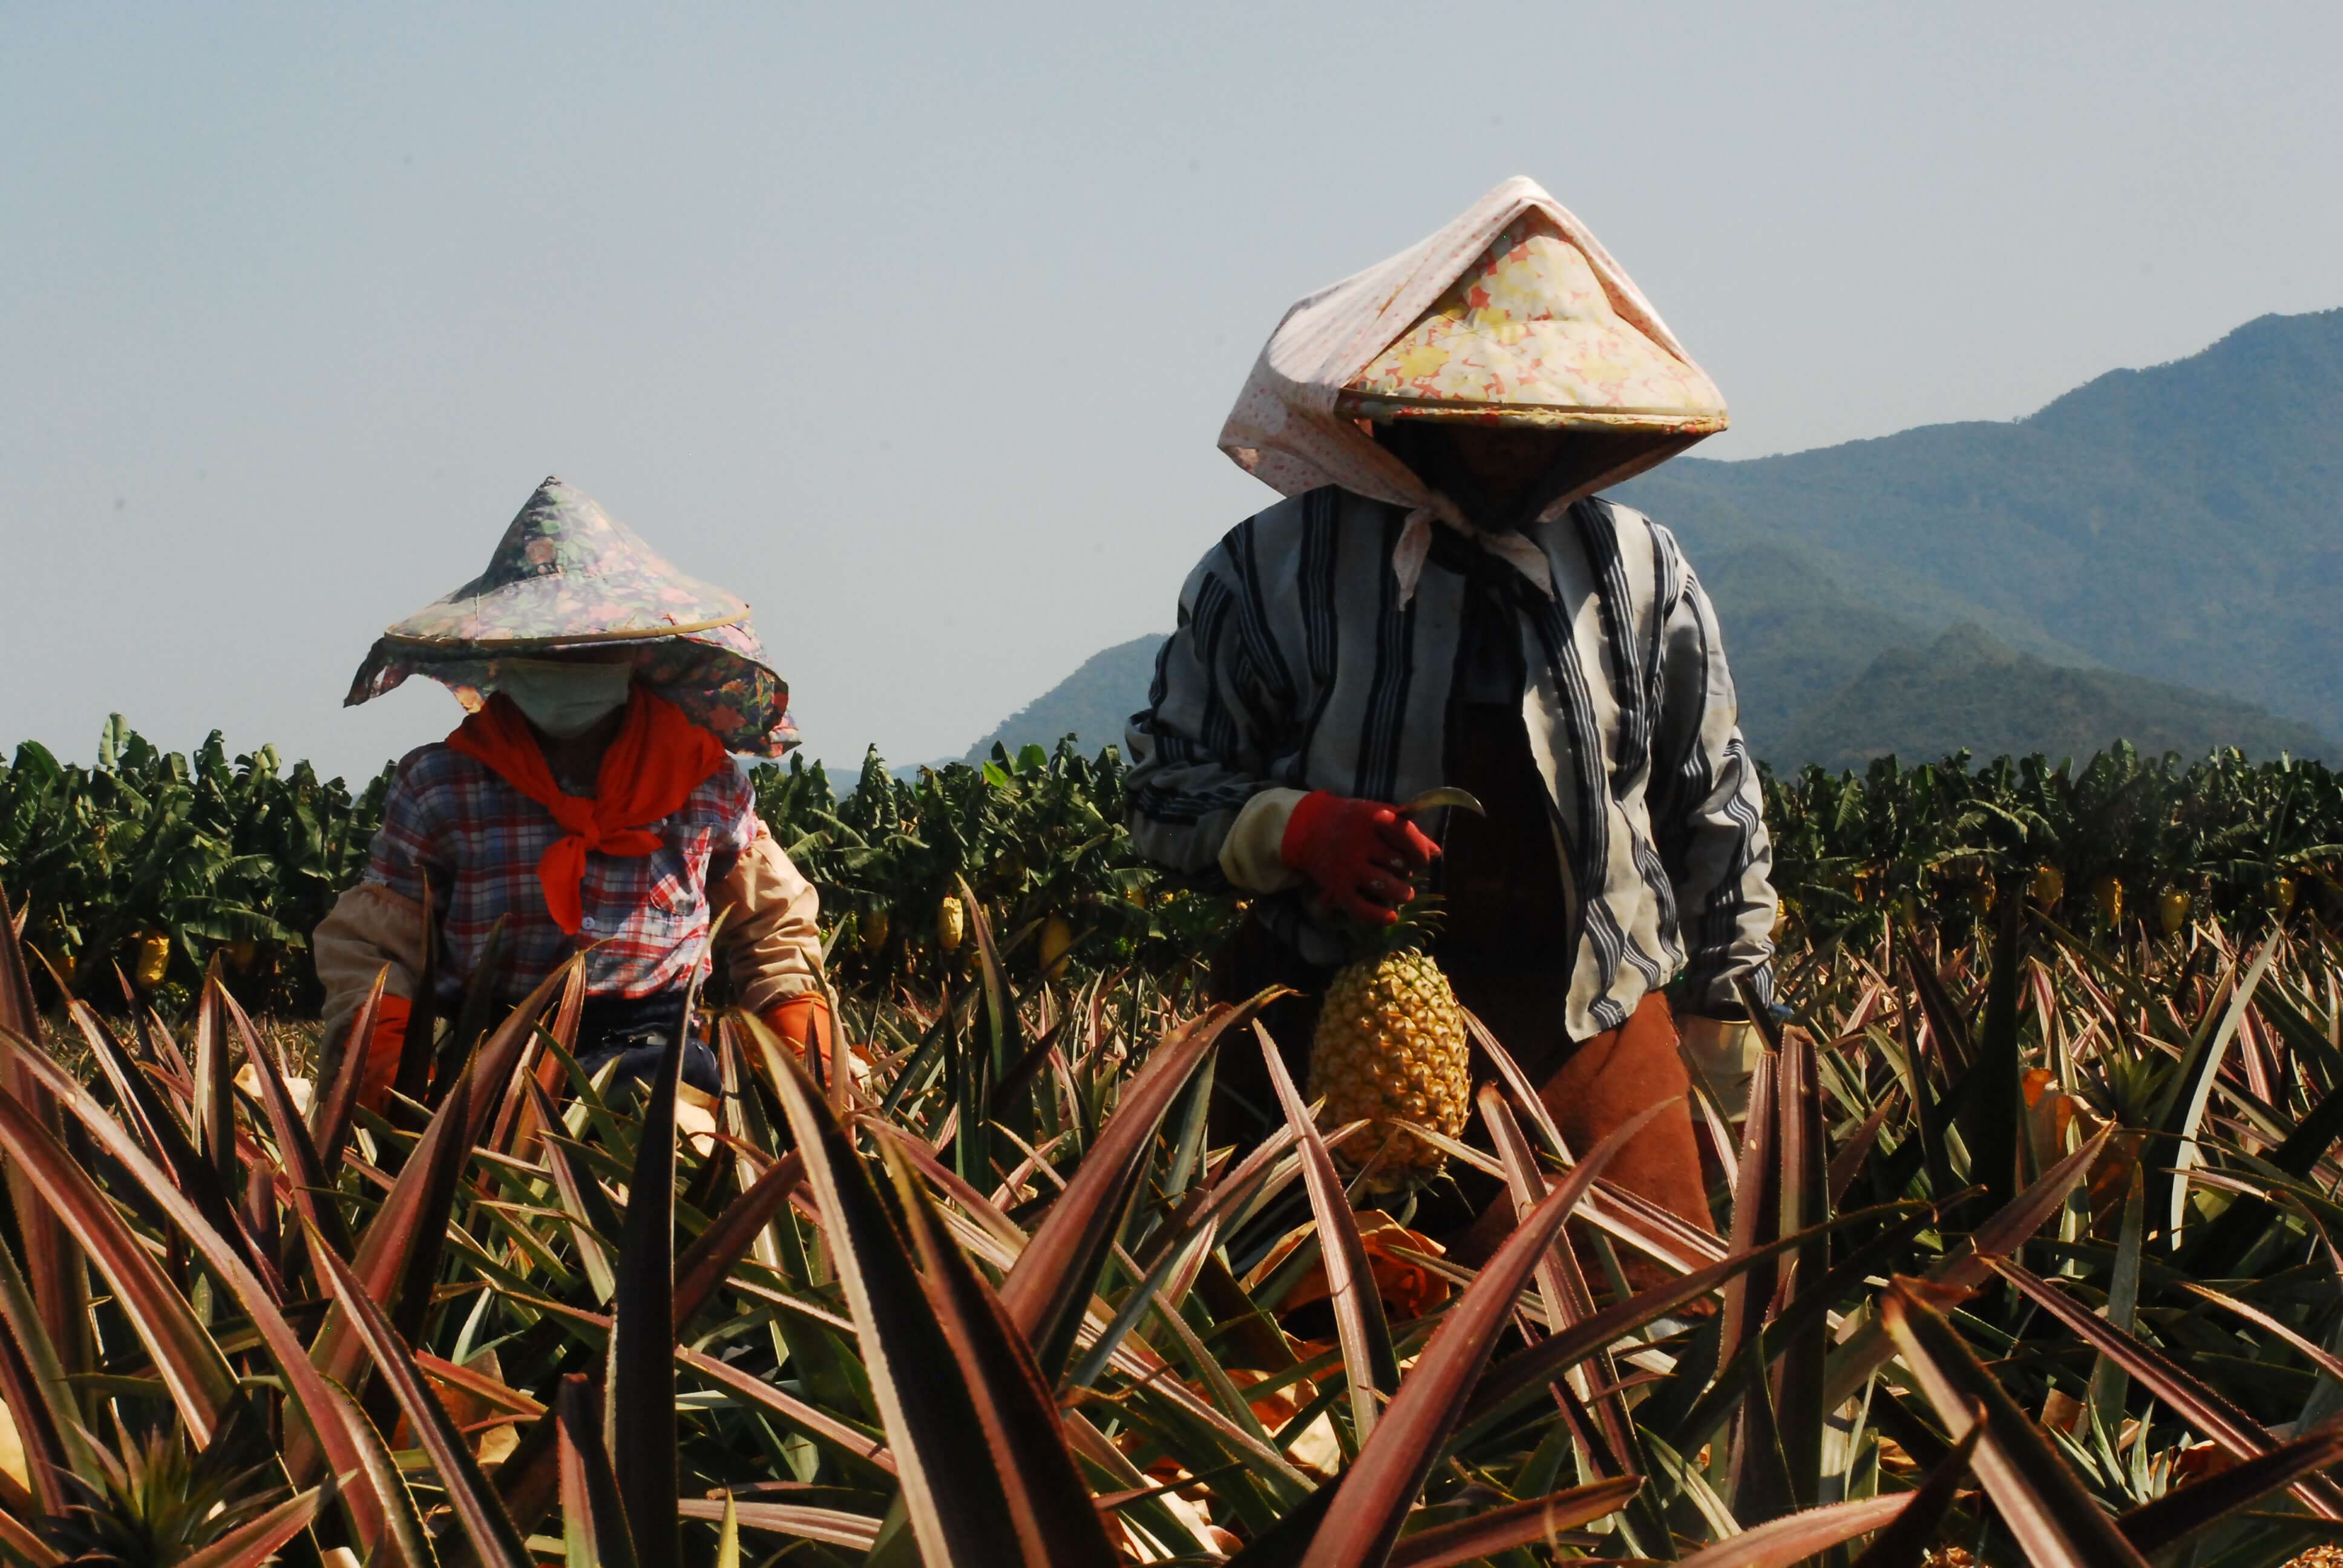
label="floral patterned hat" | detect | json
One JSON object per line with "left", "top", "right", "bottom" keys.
{"left": 1222, "top": 178, "right": 1729, "bottom": 537}
{"left": 345, "top": 477, "right": 797, "bottom": 756}
{"left": 1339, "top": 209, "right": 1728, "bottom": 437}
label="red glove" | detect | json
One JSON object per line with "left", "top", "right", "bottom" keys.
{"left": 355, "top": 994, "right": 412, "bottom": 1113}
{"left": 1279, "top": 791, "right": 1438, "bottom": 925}
{"left": 761, "top": 994, "right": 838, "bottom": 1074}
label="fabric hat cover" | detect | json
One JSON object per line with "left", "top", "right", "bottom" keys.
{"left": 346, "top": 477, "right": 798, "bottom": 756}
{"left": 1217, "top": 177, "right": 1727, "bottom": 601}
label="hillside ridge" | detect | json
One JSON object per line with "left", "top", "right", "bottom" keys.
{"left": 961, "top": 307, "right": 2342, "bottom": 769}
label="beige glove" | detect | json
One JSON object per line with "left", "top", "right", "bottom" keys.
{"left": 1679, "top": 1014, "right": 1763, "bottom": 1121}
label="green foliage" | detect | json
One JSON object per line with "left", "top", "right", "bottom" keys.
{"left": 747, "top": 738, "right": 1235, "bottom": 991}
{"left": 1763, "top": 740, "right": 2343, "bottom": 951}
{"left": 10, "top": 716, "right": 2340, "bottom": 1025}
{"left": 0, "top": 719, "right": 382, "bottom": 1011}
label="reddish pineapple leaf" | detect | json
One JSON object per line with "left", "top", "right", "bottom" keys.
{"left": 1881, "top": 1278, "right": 2152, "bottom": 1566}
{"left": 883, "top": 1140, "right": 1122, "bottom": 1567}
{"left": 2116, "top": 1428, "right": 2343, "bottom": 1555}
{"left": 0, "top": 1068, "right": 240, "bottom": 1442}
{"left": 174, "top": 1480, "right": 329, "bottom": 1568}
{"left": 558, "top": 1371, "right": 640, "bottom": 1568}
{"left": 0, "top": 886, "right": 93, "bottom": 1382}
{"left": 609, "top": 1007, "right": 689, "bottom": 1567}
{"left": 998, "top": 993, "right": 1277, "bottom": 1383}
{"left": 1847, "top": 1417, "right": 1982, "bottom": 1568}
{"left": 1293, "top": 1103, "right": 1666, "bottom": 1568}
{"left": 1259, "top": 1021, "right": 1396, "bottom": 1443}
{"left": 1673, "top": 1492, "right": 1918, "bottom": 1568}
{"left": 0, "top": 1030, "right": 395, "bottom": 1552}
{"left": 1383, "top": 1475, "right": 1640, "bottom": 1567}
{"left": 306, "top": 1214, "right": 536, "bottom": 1568}
{"left": 760, "top": 1008, "right": 1032, "bottom": 1564}
{"left": 1987, "top": 1256, "right": 2343, "bottom": 1520}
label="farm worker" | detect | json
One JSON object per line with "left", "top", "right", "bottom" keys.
{"left": 1127, "top": 177, "right": 1778, "bottom": 1253}
{"left": 313, "top": 476, "right": 833, "bottom": 1111}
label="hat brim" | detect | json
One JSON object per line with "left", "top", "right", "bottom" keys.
{"left": 347, "top": 624, "right": 798, "bottom": 758}
{"left": 373, "top": 610, "right": 750, "bottom": 653}
{"left": 1336, "top": 394, "right": 1729, "bottom": 434}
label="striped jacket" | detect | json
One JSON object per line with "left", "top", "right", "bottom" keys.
{"left": 1125, "top": 486, "right": 1776, "bottom": 1038}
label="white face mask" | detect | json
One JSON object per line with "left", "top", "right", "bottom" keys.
{"left": 493, "top": 658, "right": 634, "bottom": 738}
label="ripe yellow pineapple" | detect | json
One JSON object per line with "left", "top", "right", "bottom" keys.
{"left": 131, "top": 931, "right": 171, "bottom": 993}
{"left": 1309, "top": 937, "right": 1472, "bottom": 1191}
{"left": 2158, "top": 887, "right": 2192, "bottom": 936}
{"left": 1038, "top": 914, "right": 1075, "bottom": 981}
{"left": 2092, "top": 874, "right": 2124, "bottom": 930}
{"left": 1302, "top": 792, "right": 1484, "bottom": 1189}
{"left": 936, "top": 895, "right": 966, "bottom": 955}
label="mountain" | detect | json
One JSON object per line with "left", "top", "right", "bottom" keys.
{"left": 1689, "top": 544, "right": 1928, "bottom": 755}
{"left": 1619, "top": 307, "right": 2343, "bottom": 741}
{"left": 1780, "top": 623, "right": 2330, "bottom": 774}
{"left": 961, "top": 308, "right": 2342, "bottom": 770}
{"left": 961, "top": 635, "right": 1166, "bottom": 763}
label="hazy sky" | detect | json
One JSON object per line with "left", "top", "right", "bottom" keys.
{"left": 7, "top": 3, "right": 2339, "bottom": 784}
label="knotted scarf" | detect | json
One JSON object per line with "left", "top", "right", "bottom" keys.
{"left": 446, "top": 686, "right": 727, "bottom": 935}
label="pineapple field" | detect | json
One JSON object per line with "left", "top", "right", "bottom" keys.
{"left": 1, "top": 720, "right": 2342, "bottom": 1564}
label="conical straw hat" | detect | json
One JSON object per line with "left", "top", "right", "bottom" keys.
{"left": 1339, "top": 210, "right": 1727, "bottom": 433}
{"left": 379, "top": 476, "right": 749, "bottom": 648}
{"left": 346, "top": 477, "right": 796, "bottom": 755}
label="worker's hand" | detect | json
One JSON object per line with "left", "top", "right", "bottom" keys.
{"left": 1279, "top": 791, "right": 1439, "bottom": 925}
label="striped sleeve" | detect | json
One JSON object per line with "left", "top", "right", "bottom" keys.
{"left": 1648, "top": 526, "right": 1778, "bottom": 1015}
{"left": 1124, "top": 521, "right": 1296, "bottom": 879}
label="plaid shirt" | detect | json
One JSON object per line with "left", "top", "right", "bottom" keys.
{"left": 362, "top": 742, "right": 759, "bottom": 1004}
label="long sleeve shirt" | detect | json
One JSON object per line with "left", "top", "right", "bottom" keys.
{"left": 311, "top": 748, "right": 823, "bottom": 1042}
{"left": 1124, "top": 485, "right": 1776, "bottom": 1039}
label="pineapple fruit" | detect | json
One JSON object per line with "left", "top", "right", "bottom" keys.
{"left": 131, "top": 930, "right": 171, "bottom": 992}
{"left": 1039, "top": 914, "right": 1075, "bottom": 981}
{"left": 936, "top": 894, "right": 966, "bottom": 955}
{"left": 2158, "top": 887, "right": 2192, "bottom": 936}
{"left": 2092, "top": 874, "right": 2124, "bottom": 930}
{"left": 1305, "top": 788, "right": 1484, "bottom": 1192}
{"left": 1308, "top": 941, "right": 1471, "bottom": 1189}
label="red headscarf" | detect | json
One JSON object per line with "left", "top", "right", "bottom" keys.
{"left": 445, "top": 686, "right": 727, "bottom": 934}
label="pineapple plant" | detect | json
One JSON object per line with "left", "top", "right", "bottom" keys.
{"left": 1305, "top": 788, "right": 1481, "bottom": 1192}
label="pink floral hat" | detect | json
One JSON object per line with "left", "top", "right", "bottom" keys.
{"left": 1340, "top": 210, "right": 1728, "bottom": 436}
{"left": 345, "top": 477, "right": 797, "bottom": 755}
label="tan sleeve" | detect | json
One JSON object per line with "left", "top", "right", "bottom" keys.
{"left": 1678, "top": 1014, "right": 1761, "bottom": 1121}
{"left": 712, "top": 822, "right": 825, "bottom": 1014}
{"left": 313, "top": 883, "right": 429, "bottom": 1041}
{"left": 1217, "top": 788, "right": 1310, "bottom": 894}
